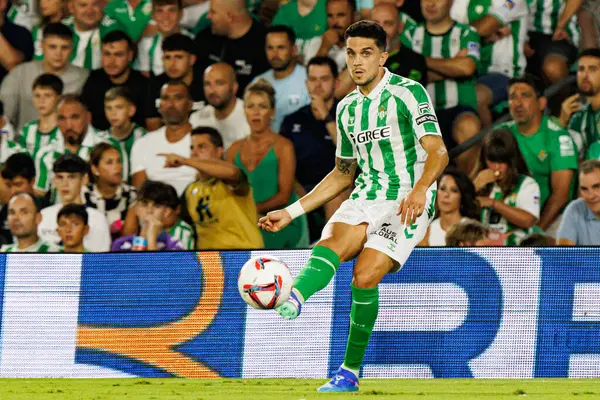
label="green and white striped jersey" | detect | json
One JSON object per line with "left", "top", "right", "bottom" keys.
{"left": 336, "top": 69, "right": 442, "bottom": 201}
{"left": 17, "top": 120, "right": 60, "bottom": 160}
{"left": 62, "top": 15, "right": 124, "bottom": 70}
{"left": 404, "top": 22, "right": 481, "bottom": 110}
{"left": 168, "top": 218, "right": 195, "bottom": 250}
{"left": 103, "top": 0, "right": 153, "bottom": 42}
{"left": 586, "top": 140, "right": 600, "bottom": 160}
{"left": 529, "top": 0, "right": 579, "bottom": 44}
{"left": 105, "top": 123, "right": 147, "bottom": 182}
{"left": 133, "top": 28, "right": 194, "bottom": 76}
{"left": 451, "top": 0, "right": 528, "bottom": 78}
{"left": 0, "top": 130, "right": 26, "bottom": 165}
{"left": 7, "top": 0, "right": 37, "bottom": 31}
{"left": 34, "top": 127, "right": 112, "bottom": 193}
{"left": 480, "top": 175, "right": 541, "bottom": 245}
{"left": 567, "top": 104, "right": 600, "bottom": 159}
{"left": 1, "top": 239, "right": 61, "bottom": 253}
{"left": 32, "top": 25, "right": 43, "bottom": 60}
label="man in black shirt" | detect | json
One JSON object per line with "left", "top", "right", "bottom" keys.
{"left": 0, "top": 153, "right": 49, "bottom": 246}
{"left": 145, "top": 33, "right": 204, "bottom": 131}
{"left": 372, "top": 3, "right": 426, "bottom": 85}
{"left": 80, "top": 30, "right": 148, "bottom": 130}
{"left": 280, "top": 56, "right": 345, "bottom": 221}
{"left": 193, "top": 0, "right": 269, "bottom": 94}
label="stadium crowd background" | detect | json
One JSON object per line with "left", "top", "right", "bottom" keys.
{"left": 0, "top": 0, "right": 598, "bottom": 252}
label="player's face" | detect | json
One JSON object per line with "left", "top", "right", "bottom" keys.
{"left": 159, "top": 84, "right": 192, "bottom": 125}
{"left": 203, "top": 66, "right": 236, "bottom": 110}
{"left": 508, "top": 83, "right": 541, "bottom": 126}
{"left": 306, "top": 64, "right": 336, "bottom": 101}
{"left": 208, "top": 0, "right": 230, "bottom": 36}
{"left": 102, "top": 40, "right": 132, "bottom": 78}
{"left": 244, "top": 92, "right": 274, "bottom": 133}
{"left": 579, "top": 169, "right": 600, "bottom": 215}
{"left": 345, "top": 37, "right": 387, "bottom": 87}
{"left": 191, "top": 134, "right": 223, "bottom": 160}
{"left": 7, "top": 195, "right": 40, "bottom": 239}
{"left": 58, "top": 102, "right": 90, "bottom": 146}
{"left": 69, "top": 0, "right": 103, "bottom": 30}
{"left": 57, "top": 215, "right": 88, "bottom": 248}
{"left": 485, "top": 160, "right": 510, "bottom": 182}
{"left": 53, "top": 172, "right": 85, "bottom": 204}
{"left": 4, "top": 176, "right": 35, "bottom": 198}
{"left": 92, "top": 148, "right": 123, "bottom": 186}
{"left": 41, "top": 0, "right": 63, "bottom": 18}
{"left": 327, "top": 0, "right": 353, "bottom": 38}
{"left": 33, "top": 87, "right": 60, "bottom": 117}
{"left": 371, "top": 7, "right": 400, "bottom": 44}
{"left": 153, "top": 4, "right": 182, "bottom": 34}
{"left": 105, "top": 97, "right": 135, "bottom": 129}
{"left": 163, "top": 50, "right": 195, "bottom": 79}
{"left": 421, "top": 0, "right": 451, "bottom": 24}
{"left": 265, "top": 32, "right": 295, "bottom": 72}
{"left": 437, "top": 175, "right": 461, "bottom": 214}
{"left": 42, "top": 36, "right": 72, "bottom": 70}
{"left": 577, "top": 56, "right": 600, "bottom": 96}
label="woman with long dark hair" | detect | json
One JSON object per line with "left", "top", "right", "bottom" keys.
{"left": 473, "top": 129, "right": 541, "bottom": 245}
{"left": 419, "top": 168, "right": 479, "bottom": 246}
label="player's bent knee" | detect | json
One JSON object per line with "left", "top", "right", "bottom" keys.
{"left": 352, "top": 270, "right": 381, "bottom": 289}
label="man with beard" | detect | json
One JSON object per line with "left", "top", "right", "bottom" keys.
{"left": 305, "top": 0, "right": 356, "bottom": 73}
{"left": 560, "top": 49, "right": 600, "bottom": 159}
{"left": 145, "top": 33, "right": 204, "bottom": 131}
{"left": 189, "top": 63, "right": 250, "bottom": 150}
{"left": 80, "top": 30, "right": 148, "bottom": 131}
{"left": 0, "top": 192, "right": 60, "bottom": 252}
{"left": 34, "top": 94, "right": 113, "bottom": 195}
{"left": 280, "top": 56, "right": 346, "bottom": 221}
{"left": 131, "top": 80, "right": 197, "bottom": 195}
{"left": 254, "top": 25, "right": 310, "bottom": 132}
{"left": 496, "top": 76, "right": 578, "bottom": 236}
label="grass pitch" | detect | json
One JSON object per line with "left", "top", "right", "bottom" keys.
{"left": 1, "top": 378, "right": 599, "bottom": 399}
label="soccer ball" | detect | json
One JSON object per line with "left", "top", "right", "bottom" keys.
{"left": 238, "top": 256, "right": 293, "bottom": 309}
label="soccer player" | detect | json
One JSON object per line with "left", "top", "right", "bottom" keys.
{"left": 259, "top": 21, "right": 448, "bottom": 392}
{"left": 56, "top": 203, "right": 90, "bottom": 252}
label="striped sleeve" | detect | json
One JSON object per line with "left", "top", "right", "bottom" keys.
{"left": 460, "top": 26, "right": 481, "bottom": 65}
{"left": 335, "top": 100, "right": 356, "bottom": 159}
{"left": 34, "top": 149, "right": 55, "bottom": 192}
{"left": 490, "top": 0, "right": 529, "bottom": 24}
{"left": 401, "top": 83, "right": 442, "bottom": 141}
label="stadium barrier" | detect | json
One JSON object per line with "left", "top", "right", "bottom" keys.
{"left": 0, "top": 248, "right": 598, "bottom": 379}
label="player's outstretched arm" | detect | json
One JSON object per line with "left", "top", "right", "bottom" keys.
{"left": 258, "top": 157, "right": 357, "bottom": 232}
{"left": 398, "top": 135, "right": 449, "bottom": 225}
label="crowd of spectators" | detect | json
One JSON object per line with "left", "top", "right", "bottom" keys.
{"left": 0, "top": 0, "right": 599, "bottom": 252}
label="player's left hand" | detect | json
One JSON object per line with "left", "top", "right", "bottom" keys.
{"left": 397, "top": 185, "right": 427, "bottom": 225}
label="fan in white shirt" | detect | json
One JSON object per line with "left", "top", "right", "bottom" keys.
{"left": 189, "top": 63, "right": 250, "bottom": 151}
{"left": 37, "top": 153, "right": 111, "bottom": 252}
{"left": 131, "top": 80, "right": 197, "bottom": 195}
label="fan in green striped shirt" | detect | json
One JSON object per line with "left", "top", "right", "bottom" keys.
{"left": 0, "top": 192, "right": 61, "bottom": 253}
{"left": 167, "top": 218, "right": 195, "bottom": 250}
{"left": 62, "top": 3, "right": 125, "bottom": 70}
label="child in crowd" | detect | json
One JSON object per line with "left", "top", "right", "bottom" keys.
{"left": 57, "top": 203, "right": 90, "bottom": 252}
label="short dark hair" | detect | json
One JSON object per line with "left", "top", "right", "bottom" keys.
{"left": 152, "top": 0, "right": 182, "bottom": 9}
{"left": 191, "top": 126, "right": 224, "bottom": 148}
{"left": 58, "top": 93, "right": 87, "bottom": 111}
{"left": 344, "top": 20, "right": 386, "bottom": 51}
{"left": 138, "top": 180, "right": 179, "bottom": 210}
{"left": 578, "top": 48, "right": 600, "bottom": 62}
{"left": 266, "top": 25, "right": 296, "bottom": 44}
{"left": 307, "top": 56, "right": 339, "bottom": 78}
{"left": 53, "top": 153, "right": 89, "bottom": 174}
{"left": 105, "top": 86, "right": 135, "bottom": 104}
{"left": 101, "top": 30, "right": 133, "bottom": 50}
{"left": 162, "top": 79, "right": 191, "bottom": 99}
{"left": 88, "top": 143, "right": 121, "bottom": 182}
{"left": 43, "top": 23, "right": 73, "bottom": 41}
{"left": 9, "top": 192, "right": 40, "bottom": 212}
{"left": 326, "top": 0, "right": 356, "bottom": 12}
{"left": 32, "top": 73, "right": 64, "bottom": 95}
{"left": 57, "top": 203, "right": 89, "bottom": 225}
{"left": 508, "top": 75, "right": 542, "bottom": 97}
{"left": 2, "top": 153, "right": 36, "bottom": 181}
{"left": 162, "top": 33, "right": 194, "bottom": 54}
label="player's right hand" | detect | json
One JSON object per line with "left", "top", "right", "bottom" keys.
{"left": 258, "top": 210, "right": 292, "bottom": 232}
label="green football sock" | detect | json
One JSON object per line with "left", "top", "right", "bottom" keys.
{"left": 293, "top": 245, "right": 340, "bottom": 302}
{"left": 343, "top": 284, "right": 379, "bottom": 371}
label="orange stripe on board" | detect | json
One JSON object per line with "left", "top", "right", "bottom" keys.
{"left": 77, "top": 252, "right": 225, "bottom": 378}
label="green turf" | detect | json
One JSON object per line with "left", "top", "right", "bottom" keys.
{"left": 1, "top": 379, "right": 600, "bottom": 399}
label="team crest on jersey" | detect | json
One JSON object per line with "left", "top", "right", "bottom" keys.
{"left": 349, "top": 126, "right": 391, "bottom": 144}
{"left": 538, "top": 150, "right": 548, "bottom": 162}
{"left": 348, "top": 116, "right": 355, "bottom": 125}
{"left": 378, "top": 106, "right": 387, "bottom": 120}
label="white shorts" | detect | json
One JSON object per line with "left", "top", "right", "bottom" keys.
{"left": 324, "top": 191, "right": 435, "bottom": 269}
